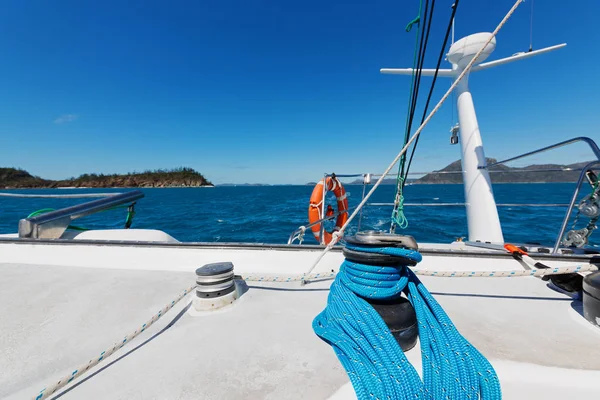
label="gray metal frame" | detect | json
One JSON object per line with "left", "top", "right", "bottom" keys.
{"left": 18, "top": 190, "right": 144, "bottom": 239}
{"left": 484, "top": 137, "right": 600, "bottom": 169}
{"left": 288, "top": 208, "right": 350, "bottom": 245}
{"left": 552, "top": 160, "right": 600, "bottom": 253}
{"left": 2, "top": 235, "right": 597, "bottom": 262}
{"left": 318, "top": 173, "right": 362, "bottom": 245}
{"left": 477, "top": 136, "right": 600, "bottom": 254}
{"left": 292, "top": 137, "right": 600, "bottom": 250}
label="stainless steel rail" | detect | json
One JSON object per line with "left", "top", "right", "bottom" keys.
{"left": 287, "top": 209, "right": 350, "bottom": 245}
{"left": 0, "top": 192, "right": 122, "bottom": 198}
{"left": 293, "top": 137, "right": 600, "bottom": 247}
{"left": 552, "top": 159, "right": 600, "bottom": 254}
{"left": 323, "top": 166, "right": 598, "bottom": 180}
{"left": 367, "top": 203, "right": 570, "bottom": 207}
{"left": 483, "top": 137, "right": 600, "bottom": 169}
{"left": 484, "top": 137, "right": 600, "bottom": 254}
{"left": 18, "top": 190, "right": 144, "bottom": 239}
{"left": 404, "top": 168, "right": 598, "bottom": 175}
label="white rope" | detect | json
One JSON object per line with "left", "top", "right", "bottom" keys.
{"left": 302, "top": 0, "right": 525, "bottom": 283}
{"left": 33, "top": 285, "right": 196, "bottom": 400}
{"left": 412, "top": 264, "right": 597, "bottom": 277}
{"left": 298, "top": 226, "right": 306, "bottom": 243}
{"left": 247, "top": 264, "right": 596, "bottom": 282}
{"left": 242, "top": 272, "right": 337, "bottom": 282}
{"left": 290, "top": 226, "right": 307, "bottom": 245}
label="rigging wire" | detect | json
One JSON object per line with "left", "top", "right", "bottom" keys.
{"left": 398, "top": 0, "right": 428, "bottom": 179}
{"left": 305, "top": 0, "right": 526, "bottom": 281}
{"left": 399, "top": 0, "right": 427, "bottom": 179}
{"left": 391, "top": 0, "right": 435, "bottom": 232}
{"left": 402, "top": 1, "right": 460, "bottom": 185}
{"left": 400, "top": 0, "right": 435, "bottom": 178}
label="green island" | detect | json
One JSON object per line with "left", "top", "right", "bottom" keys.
{"left": 414, "top": 159, "right": 591, "bottom": 184}
{"left": 0, "top": 167, "right": 213, "bottom": 189}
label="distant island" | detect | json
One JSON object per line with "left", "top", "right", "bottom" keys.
{"left": 0, "top": 167, "right": 213, "bottom": 188}
{"left": 414, "top": 159, "right": 591, "bottom": 184}
{"left": 4, "top": 159, "right": 586, "bottom": 189}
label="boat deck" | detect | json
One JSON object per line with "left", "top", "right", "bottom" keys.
{"left": 2, "top": 253, "right": 600, "bottom": 399}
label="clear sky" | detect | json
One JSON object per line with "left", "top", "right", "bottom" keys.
{"left": 0, "top": 0, "right": 598, "bottom": 184}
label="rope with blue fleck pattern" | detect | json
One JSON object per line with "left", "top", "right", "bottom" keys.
{"left": 313, "top": 244, "right": 502, "bottom": 399}
{"left": 33, "top": 284, "right": 196, "bottom": 400}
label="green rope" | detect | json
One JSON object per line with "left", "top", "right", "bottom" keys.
{"left": 405, "top": 15, "right": 420, "bottom": 32}
{"left": 27, "top": 208, "right": 57, "bottom": 219}
{"left": 26, "top": 204, "right": 135, "bottom": 232}
{"left": 27, "top": 208, "right": 89, "bottom": 231}
{"left": 124, "top": 205, "right": 135, "bottom": 229}
{"left": 391, "top": 178, "right": 409, "bottom": 230}
{"left": 391, "top": 0, "right": 423, "bottom": 232}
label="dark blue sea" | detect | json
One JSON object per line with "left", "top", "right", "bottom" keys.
{"left": 0, "top": 183, "right": 597, "bottom": 248}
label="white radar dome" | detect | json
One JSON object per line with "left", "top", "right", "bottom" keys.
{"left": 447, "top": 33, "right": 496, "bottom": 68}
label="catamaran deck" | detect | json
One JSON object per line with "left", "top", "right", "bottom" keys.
{"left": 2, "top": 244, "right": 599, "bottom": 399}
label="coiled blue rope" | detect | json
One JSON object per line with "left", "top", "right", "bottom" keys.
{"left": 313, "top": 244, "right": 501, "bottom": 400}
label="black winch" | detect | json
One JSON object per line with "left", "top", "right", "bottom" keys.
{"left": 583, "top": 271, "right": 600, "bottom": 328}
{"left": 343, "top": 231, "right": 419, "bottom": 351}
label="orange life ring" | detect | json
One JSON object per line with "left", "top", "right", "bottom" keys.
{"left": 308, "top": 176, "right": 349, "bottom": 244}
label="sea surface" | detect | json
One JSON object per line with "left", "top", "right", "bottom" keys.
{"left": 0, "top": 183, "right": 597, "bottom": 248}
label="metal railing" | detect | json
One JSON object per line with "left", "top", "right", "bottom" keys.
{"left": 0, "top": 192, "right": 122, "bottom": 198}
{"left": 17, "top": 190, "right": 144, "bottom": 239}
{"left": 291, "top": 137, "right": 600, "bottom": 251}
{"left": 477, "top": 136, "right": 600, "bottom": 254}
{"left": 288, "top": 209, "right": 350, "bottom": 245}
{"left": 552, "top": 159, "right": 600, "bottom": 253}
{"left": 367, "top": 203, "right": 571, "bottom": 207}
{"left": 483, "top": 137, "right": 600, "bottom": 169}
{"left": 317, "top": 174, "right": 362, "bottom": 242}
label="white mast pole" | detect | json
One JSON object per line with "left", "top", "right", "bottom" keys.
{"left": 453, "top": 70, "right": 502, "bottom": 242}
{"left": 381, "top": 37, "right": 566, "bottom": 243}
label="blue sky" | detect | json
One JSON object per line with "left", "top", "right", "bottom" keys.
{"left": 0, "top": 0, "right": 598, "bottom": 184}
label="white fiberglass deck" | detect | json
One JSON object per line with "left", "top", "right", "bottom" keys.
{"left": 1, "top": 243, "right": 600, "bottom": 399}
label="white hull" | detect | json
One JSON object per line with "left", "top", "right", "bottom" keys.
{"left": 1, "top": 237, "right": 599, "bottom": 399}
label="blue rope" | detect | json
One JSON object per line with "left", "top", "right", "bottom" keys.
{"left": 313, "top": 244, "right": 501, "bottom": 400}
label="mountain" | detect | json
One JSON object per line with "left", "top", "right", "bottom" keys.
{"left": 415, "top": 159, "right": 591, "bottom": 184}
{"left": 0, "top": 168, "right": 49, "bottom": 188}
{"left": 0, "top": 167, "right": 213, "bottom": 188}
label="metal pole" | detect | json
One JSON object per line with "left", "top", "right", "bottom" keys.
{"left": 552, "top": 160, "right": 600, "bottom": 254}
{"left": 319, "top": 173, "right": 327, "bottom": 245}
{"left": 357, "top": 175, "right": 367, "bottom": 232}
{"left": 485, "top": 137, "right": 600, "bottom": 169}
{"left": 451, "top": 2, "right": 456, "bottom": 45}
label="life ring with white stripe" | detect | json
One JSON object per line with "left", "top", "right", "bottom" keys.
{"left": 308, "top": 176, "right": 349, "bottom": 244}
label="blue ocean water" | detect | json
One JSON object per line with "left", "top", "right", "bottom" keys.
{"left": 0, "top": 183, "right": 596, "bottom": 247}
